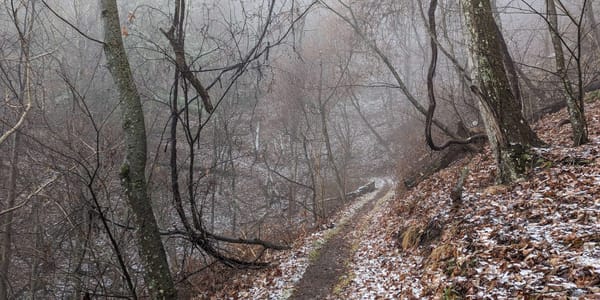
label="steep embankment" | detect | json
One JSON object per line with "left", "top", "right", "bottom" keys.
{"left": 334, "top": 97, "right": 600, "bottom": 299}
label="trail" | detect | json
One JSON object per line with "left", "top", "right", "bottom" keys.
{"left": 289, "top": 178, "right": 395, "bottom": 299}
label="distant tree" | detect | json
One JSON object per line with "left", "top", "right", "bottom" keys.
{"left": 320, "top": 0, "right": 468, "bottom": 143}
{"left": 545, "top": 0, "right": 589, "bottom": 145}
{"left": 517, "top": 0, "right": 590, "bottom": 146}
{"left": 584, "top": 1, "right": 600, "bottom": 49}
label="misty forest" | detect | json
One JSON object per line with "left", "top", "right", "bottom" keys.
{"left": 1, "top": 0, "right": 599, "bottom": 299}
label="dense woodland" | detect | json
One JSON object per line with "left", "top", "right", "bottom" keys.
{"left": 0, "top": 0, "right": 598, "bottom": 299}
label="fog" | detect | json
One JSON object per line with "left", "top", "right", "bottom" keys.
{"left": 0, "top": 0, "right": 598, "bottom": 297}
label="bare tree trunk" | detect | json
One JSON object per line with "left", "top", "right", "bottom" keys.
{"left": 1, "top": 2, "right": 35, "bottom": 293}
{"left": 100, "top": 0, "right": 176, "bottom": 298}
{"left": 29, "top": 199, "right": 43, "bottom": 299}
{"left": 462, "top": 0, "right": 543, "bottom": 183}
{"left": 349, "top": 92, "right": 393, "bottom": 156}
{"left": 288, "top": 139, "right": 299, "bottom": 218}
{"left": 0, "top": 133, "right": 20, "bottom": 300}
{"left": 317, "top": 60, "right": 346, "bottom": 203}
{"left": 301, "top": 136, "right": 319, "bottom": 223}
{"left": 546, "top": 0, "right": 589, "bottom": 146}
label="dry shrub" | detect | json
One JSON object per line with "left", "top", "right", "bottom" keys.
{"left": 427, "top": 244, "right": 457, "bottom": 270}
{"left": 401, "top": 225, "right": 423, "bottom": 250}
{"left": 420, "top": 217, "right": 444, "bottom": 247}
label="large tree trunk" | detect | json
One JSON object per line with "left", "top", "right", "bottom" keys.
{"left": 546, "top": 0, "right": 589, "bottom": 146}
{"left": 100, "top": 0, "right": 177, "bottom": 298}
{"left": 462, "top": 0, "right": 543, "bottom": 183}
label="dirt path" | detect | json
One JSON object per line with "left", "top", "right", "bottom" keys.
{"left": 290, "top": 182, "right": 394, "bottom": 300}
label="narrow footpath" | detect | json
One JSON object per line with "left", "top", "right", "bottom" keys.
{"left": 290, "top": 181, "right": 395, "bottom": 299}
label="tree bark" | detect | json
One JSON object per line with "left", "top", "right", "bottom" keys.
{"left": 462, "top": 0, "right": 543, "bottom": 183}
{"left": 100, "top": 0, "right": 177, "bottom": 298}
{"left": 546, "top": 0, "right": 589, "bottom": 146}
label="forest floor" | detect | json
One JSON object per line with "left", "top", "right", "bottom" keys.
{"left": 200, "top": 95, "right": 600, "bottom": 299}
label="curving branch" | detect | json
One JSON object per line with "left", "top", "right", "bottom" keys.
{"left": 321, "top": 0, "right": 463, "bottom": 142}
{"left": 424, "top": 0, "right": 486, "bottom": 151}
{"left": 161, "top": 27, "right": 214, "bottom": 113}
{"left": 40, "top": 0, "right": 105, "bottom": 45}
{"left": 165, "top": 0, "right": 293, "bottom": 270}
{"left": 0, "top": 173, "right": 58, "bottom": 217}
{"left": 0, "top": 101, "right": 30, "bottom": 146}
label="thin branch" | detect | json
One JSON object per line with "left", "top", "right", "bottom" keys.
{"left": 423, "top": 0, "right": 486, "bottom": 151}
{"left": 0, "top": 100, "right": 30, "bottom": 146}
{"left": 40, "top": 0, "right": 104, "bottom": 45}
{"left": 320, "top": 0, "right": 462, "bottom": 141}
{"left": 0, "top": 173, "right": 59, "bottom": 216}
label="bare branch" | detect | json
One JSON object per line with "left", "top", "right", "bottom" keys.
{"left": 423, "top": 0, "right": 486, "bottom": 151}
{"left": 0, "top": 173, "right": 59, "bottom": 217}
{"left": 40, "top": 0, "right": 104, "bottom": 45}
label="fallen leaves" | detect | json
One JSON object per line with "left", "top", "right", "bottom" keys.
{"left": 335, "top": 100, "right": 600, "bottom": 299}
{"left": 198, "top": 100, "right": 600, "bottom": 299}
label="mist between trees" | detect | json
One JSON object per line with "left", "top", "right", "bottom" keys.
{"left": 0, "top": 0, "right": 598, "bottom": 298}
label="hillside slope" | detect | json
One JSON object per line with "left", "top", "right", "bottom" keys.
{"left": 336, "top": 97, "right": 600, "bottom": 299}
{"left": 198, "top": 97, "right": 599, "bottom": 299}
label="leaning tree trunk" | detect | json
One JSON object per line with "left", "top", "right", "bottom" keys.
{"left": 100, "top": 0, "right": 177, "bottom": 298}
{"left": 546, "top": 0, "right": 589, "bottom": 146}
{"left": 462, "top": 0, "right": 543, "bottom": 183}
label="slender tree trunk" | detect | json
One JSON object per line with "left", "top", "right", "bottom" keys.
{"left": 319, "top": 107, "right": 346, "bottom": 203}
{"left": 317, "top": 60, "right": 346, "bottom": 203}
{"left": 349, "top": 93, "right": 393, "bottom": 156}
{"left": 29, "top": 199, "right": 43, "bottom": 299}
{"left": 100, "top": 0, "right": 176, "bottom": 298}
{"left": 462, "top": 0, "right": 542, "bottom": 183}
{"left": 0, "top": 133, "right": 20, "bottom": 300}
{"left": 288, "top": 139, "right": 299, "bottom": 218}
{"left": 302, "top": 137, "right": 319, "bottom": 223}
{"left": 546, "top": 0, "right": 589, "bottom": 146}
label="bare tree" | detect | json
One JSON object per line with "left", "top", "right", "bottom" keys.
{"left": 544, "top": 0, "right": 589, "bottom": 145}
{"left": 584, "top": 1, "right": 600, "bottom": 49}
{"left": 100, "top": 0, "right": 176, "bottom": 297}
{"left": 320, "top": 0, "right": 468, "bottom": 142}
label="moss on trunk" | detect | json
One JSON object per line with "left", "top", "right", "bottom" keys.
{"left": 462, "top": 0, "right": 542, "bottom": 183}
{"left": 100, "top": 0, "right": 177, "bottom": 298}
